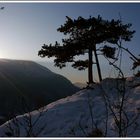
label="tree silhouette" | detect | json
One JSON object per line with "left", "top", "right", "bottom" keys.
{"left": 38, "top": 15, "right": 135, "bottom": 84}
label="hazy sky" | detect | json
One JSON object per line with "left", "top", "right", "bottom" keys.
{"left": 0, "top": 3, "right": 140, "bottom": 83}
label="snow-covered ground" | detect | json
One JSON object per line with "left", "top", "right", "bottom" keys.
{"left": 0, "top": 77, "right": 140, "bottom": 137}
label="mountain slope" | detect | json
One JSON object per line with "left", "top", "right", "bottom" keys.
{"left": 0, "top": 77, "right": 140, "bottom": 137}
{"left": 0, "top": 59, "right": 79, "bottom": 121}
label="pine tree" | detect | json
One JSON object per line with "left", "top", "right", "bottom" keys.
{"left": 38, "top": 15, "right": 135, "bottom": 84}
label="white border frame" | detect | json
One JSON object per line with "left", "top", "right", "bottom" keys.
{"left": 0, "top": 1, "right": 139, "bottom": 3}
{"left": 0, "top": 1, "right": 139, "bottom": 139}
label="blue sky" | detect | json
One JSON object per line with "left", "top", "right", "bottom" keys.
{"left": 0, "top": 3, "right": 140, "bottom": 83}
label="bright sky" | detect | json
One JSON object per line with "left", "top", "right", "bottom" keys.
{"left": 0, "top": 3, "right": 140, "bottom": 83}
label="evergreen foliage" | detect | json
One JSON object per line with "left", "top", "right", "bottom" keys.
{"left": 38, "top": 15, "right": 135, "bottom": 84}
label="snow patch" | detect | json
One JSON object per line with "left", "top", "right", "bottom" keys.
{"left": 0, "top": 77, "right": 140, "bottom": 137}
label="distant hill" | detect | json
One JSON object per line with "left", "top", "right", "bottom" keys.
{"left": 74, "top": 82, "right": 87, "bottom": 89}
{"left": 0, "top": 59, "right": 79, "bottom": 123}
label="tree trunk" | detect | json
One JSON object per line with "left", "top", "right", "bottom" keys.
{"left": 93, "top": 44, "right": 102, "bottom": 82}
{"left": 88, "top": 47, "right": 93, "bottom": 84}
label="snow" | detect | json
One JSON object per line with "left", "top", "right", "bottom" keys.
{"left": 0, "top": 77, "right": 140, "bottom": 137}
